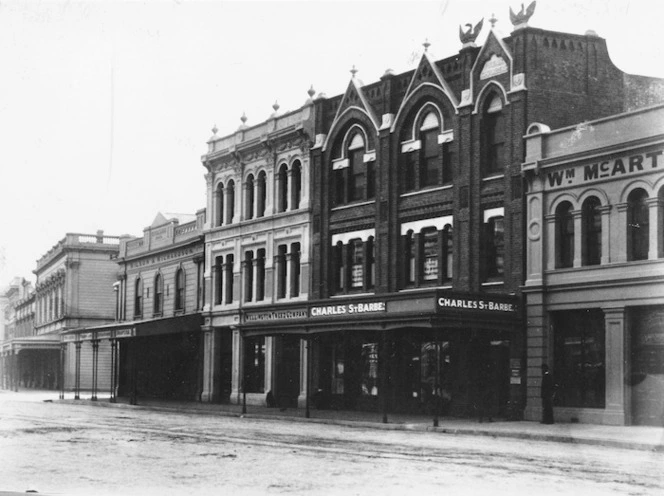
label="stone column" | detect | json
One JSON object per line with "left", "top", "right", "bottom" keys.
{"left": 74, "top": 341, "right": 82, "bottom": 400}
{"left": 647, "top": 197, "right": 660, "bottom": 260}
{"left": 603, "top": 308, "right": 626, "bottom": 425}
{"left": 544, "top": 214, "right": 556, "bottom": 270}
{"left": 573, "top": 209, "right": 582, "bottom": 268}
{"left": 231, "top": 329, "right": 242, "bottom": 404}
{"left": 91, "top": 339, "right": 99, "bottom": 401}
{"left": 201, "top": 328, "right": 222, "bottom": 403}
{"left": 600, "top": 205, "right": 612, "bottom": 264}
{"left": 110, "top": 339, "right": 118, "bottom": 403}
{"left": 615, "top": 203, "right": 628, "bottom": 262}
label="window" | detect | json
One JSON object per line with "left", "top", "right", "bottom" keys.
{"left": 556, "top": 202, "right": 574, "bottom": 268}
{"left": 278, "top": 164, "right": 288, "bottom": 213}
{"left": 224, "top": 254, "right": 234, "bottom": 304}
{"left": 226, "top": 180, "right": 235, "bottom": 224}
{"left": 349, "top": 239, "right": 364, "bottom": 288}
{"left": 256, "top": 249, "right": 266, "bottom": 301}
{"left": 582, "top": 197, "right": 602, "bottom": 266}
{"left": 628, "top": 189, "right": 649, "bottom": 261}
{"left": 482, "top": 94, "right": 505, "bottom": 176}
{"left": 256, "top": 171, "right": 267, "bottom": 218}
{"left": 553, "top": 309, "right": 605, "bottom": 408}
{"left": 360, "top": 342, "right": 379, "bottom": 396}
{"left": 291, "top": 161, "right": 302, "bottom": 210}
{"left": 153, "top": 273, "right": 163, "bottom": 315}
{"left": 244, "top": 336, "right": 266, "bottom": 393}
{"left": 484, "top": 212, "right": 505, "bottom": 279}
{"left": 332, "top": 130, "right": 374, "bottom": 206}
{"left": 245, "top": 174, "right": 254, "bottom": 220}
{"left": 173, "top": 269, "right": 184, "bottom": 312}
{"left": 421, "top": 228, "right": 439, "bottom": 282}
{"left": 134, "top": 277, "right": 143, "bottom": 317}
{"left": 401, "top": 226, "right": 447, "bottom": 288}
{"left": 277, "top": 244, "right": 288, "bottom": 299}
{"left": 332, "top": 237, "right": 376, "bottom": 294}
{"left": 214, "top": 256, "right": 223, "bottom": 305}
{"left": 402, "top": 152, "right": 416, "bottom": 192}
{"left": 420, "top": 129, "right": 439, "bottom": 188}
{"left": 244, "top": 251, "right": 254, "bottom": 302}
{"left": 216, "top": 183, "right": 224, "bottom": 227}
{"left": 196, "top": 261, "right": 204, "bottom": 311}
{"left": 404, "top": 231, "right": 415, "bottom": 286}
{"left": 333, "top": 242, "right": 344, "bottom": 292}
{"left": 290, "top": 242, "right": 301, "bottom": 297}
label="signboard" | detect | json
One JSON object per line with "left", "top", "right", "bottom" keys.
{"left": 545, "top": 149, "right": 662, "bottom": 189}
{"left": 437, "top": 295, "right": 518, "bottom": 313}
{"left": 245, "top": 309, "right": 308, "bottom": 322}
{"left": 63, "top": 334, "right": 77, "bottom": 343}
{"left": 97, "top": 331, "right": 112, "bottom": 340}
{"left": 115, "top": 328, "right": 135, "bottom": 339}
{"left": 310, "top": 301, "right": 386, "bottom": 317}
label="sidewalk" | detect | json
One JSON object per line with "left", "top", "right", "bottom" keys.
{"left": 4, "top": 389, "right": 663, "bottom": 452}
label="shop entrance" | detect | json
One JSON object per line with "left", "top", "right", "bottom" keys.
{"left": 276, "top": 335, "right": 301, "bottom": 408}
{"left": 630, "top": 307, "right": 664, "bottom": 426}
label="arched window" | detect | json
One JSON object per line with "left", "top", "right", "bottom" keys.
{"left": 224, "top": 254, "right": 234, "bottom": 303}
{"left": 256, "top": 171, "right": 267, "bottom": 218}
{"left": 214, "top": 256, "right": 223, "bottom": 305}
{"left": 333, "top": 130, "right": 373, "bottom": 206}
{"left": 291, "top": 160, "right": 302, "bottom": 210}
{"left": 419, "top": 112, "right": 441, "bottom": 188}
{"left": 482, "top": 94, "right": 505, "bottom": 176}
{"left": 153, "top": 273, "right": 163, "bottom": 315}
{"left": 244, "top": 250, "right": 254, "bottom": 302}
{"left": 556, "top": 202, "right": 574, "bottom": 268}
{"left": 216, "top": 183, "right": 224, "bottom": 227}
{"left": 628, "top": 188, "right": 649, "bottom": 261}
{"left": 134, "top": 277, "right": 143, "bottom": 317}
{"left": 226, "top": 180, "right": 235, "bottom": 224}
{"left": 290, "top": 242, "right": 301, "bottom": 297}
{"left": 484, "top": 212, "right": 505, "bottom": 279}
{"left": 278, "top": 164, "right": 289, "bottom": 213}
{"left": 443, "top": 224, "right": 453, "bottom": 281}
{"left": 175, "top": 268, "right": 185, "bottom": 311}
{"left": 245, "top": 174, "right": 255, "bottom": 220}
{"left": 582, "top": 197, "right": 602, "bottom": 266}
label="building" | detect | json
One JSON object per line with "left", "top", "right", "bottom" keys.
{"left": 61, "top": 212, "right": 205, "bottom": 403}
{"left": 301, "top": 9, "right": 663, "bottom": 419}
{"left": 201, "top": 101, "right": 315, "bottom": 407}
{"left": 0, "top": 277, "right": 34, "bottom": 390}
{"left": 522, "top": 104, "right": 664, "bottom": 426}
{"left": 31, "top": 231, "right": 121, "bottom": 397}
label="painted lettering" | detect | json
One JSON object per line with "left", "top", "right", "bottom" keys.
{"left": 611, "top": 158, "right": 626, "bottom": 176}
{"left": 547, "top": 170, "right": 565, "bottom": 187}
{"left": 629, "top": 154, "right": 644, "bottom": 172}
{"left": 646, "top": 150, "right": 663, "bottom": 168}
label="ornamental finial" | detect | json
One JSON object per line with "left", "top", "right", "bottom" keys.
{"left": 350, "top": 65, "right": 358, "bottom": 78}
{"left": 240, "top": 112, "right": 247, "bottom": 125}
{"left": 489, "top": 13, "right": 498, "bottom": 28}
{"left": 423, "top": 39, "right": 431, "bottom": 52}
{"left": 272, "top": 101, "right": 280, "bottom": 113}
{"left": 211, "top": 124, "right": 218, "bottom": 135}
{"left": 307, "top": 85, "right": 316, "bottom": 98}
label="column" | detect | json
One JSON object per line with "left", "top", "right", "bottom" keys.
{"left": 379, "top": 331, "right": 389, "bottom": 424}
{"left": 544, "top": 215, "right": 556, "bottom": 270}
{"left": 603, "top": 308, "right": 626, "bottom": 425}
{"left": 600, "top": 205, "right": 612, "bottom": 264}
{"left": 201, "top": 329, "right": 222, "bottom": 403}
{"left": 341, "top": 243, "right": 349, "bottom": 293}
{"left": 647, "top": 198, "right": 660, "bottom": 260}
{"left": 110, "top": 339, "right": 118, "bottom": 403}
{"left": 59, "top": 343, "right": 66, "bottom": 399}
{"left": 285, "top": 252, "right": 293, "bottom": 298}
{"left": 252, "top": 257, "right": 259, "bottom": 302}
{"left": 231, "top": 329, "right": 242, "bottom": 404}
{"left": 615, "top": 203, "right": 628, "bottom": 262}
{"left": 572, "top": 210, "right": 582, "bottom": 268}
{"left": 413, "top": 232, "right": 422, "bottom": 287}
{"left": 12, "top": 350, "right": 19, "bottom": 392}
{"left": 91, "top": 339, "right": 99, "bottom": 401}
{"left": 74, "top": 341, "right": 81, "bottom": 400}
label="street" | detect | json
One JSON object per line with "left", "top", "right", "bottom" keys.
{"left": 1, "top": 392, "right": 663, "bottom": 496}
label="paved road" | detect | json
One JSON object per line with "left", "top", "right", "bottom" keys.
{"left": 1, "top": 394, "right": 663, "bottom": 496}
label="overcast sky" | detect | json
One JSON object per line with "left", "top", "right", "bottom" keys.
{"left": 1, "top": 0, "right": 662, "bottom": 287}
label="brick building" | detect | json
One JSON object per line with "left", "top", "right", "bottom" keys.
{"left": 522, "top": 104, "right": 664, "bottom": 426}
{"left": 62, "top": 212, "right": 205, "bottom": 403}
{"left": 0, "top": 277, "right": 35, "bottom": 390}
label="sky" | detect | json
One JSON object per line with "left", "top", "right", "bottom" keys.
{"left": 0, "top": 0, "right": 662, "bottom": 287}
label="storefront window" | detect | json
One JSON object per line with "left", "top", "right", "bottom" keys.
{"left": 553, "top": 309, "right": 605, "bottom": 408}
{"left": 360, "top": 342, "right": 379, "bottom": 396}
{"left": 244, "top": 336, "right": 265, "bottom": 393}
{"left": 332, "top": 342, "right": 345, "bottom": 395}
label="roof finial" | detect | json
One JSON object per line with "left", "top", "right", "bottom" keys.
{"left": 423, "top": 38, "right": 431, "bottom": 52}
{"left": 272, "top": 101, "right": 280, "bottom": 113}
{"left": 211, "top": 124, "right": 218, "bottom": 135}
{"left": 308, "top": 85, "right": 316, "bottom": 98}
{"left": 240, "top": 112, "right": 247, "bottom": 125}
{"left": 489, "top": 12, "right": 498, "bottom": 28}
{"left": 350, "top": 65, "right": 358, "bottom": 78}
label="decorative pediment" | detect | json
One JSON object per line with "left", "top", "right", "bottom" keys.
{"left": 331, "top": 76, "right": 380, "bottom": 131}
{"left": 403, "top": 52, "right": 459, "bottom": 107}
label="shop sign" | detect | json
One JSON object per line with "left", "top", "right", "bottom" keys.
{"left": 245, "top": 309, "right": 308, "bottom": 322}
{"left": 79, "top": 332, "right": 93, "bottom": 341}
{"left": 310, "top": 301, "right": 386, "bottom": 317}
{"left": 437, "top": 296, "right": 517, "bottom": 313}
{"left": 546, "top": 149, "right": 663, "bottom": 189}
{"left": 115, "top": 328, "right": 135, "bottom": 339}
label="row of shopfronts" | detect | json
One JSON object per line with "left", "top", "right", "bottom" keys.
{"left": 3, "top": 9, "right": 664, "bottom": 427}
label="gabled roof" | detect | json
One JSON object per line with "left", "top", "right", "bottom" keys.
{"left": 402, "top": 51, "right": 459, "bottom": 107}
